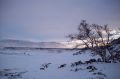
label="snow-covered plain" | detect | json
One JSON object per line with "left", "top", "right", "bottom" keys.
{"left": 0, "top": 49, "right": 120, "bottom": 79}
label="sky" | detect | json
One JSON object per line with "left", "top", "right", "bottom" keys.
{"left": 0, "top": 0, "right": 120, "bottom": 42}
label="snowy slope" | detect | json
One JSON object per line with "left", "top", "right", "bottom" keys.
{"left": 0, "top": 49, "right": 120, "bottom": 79}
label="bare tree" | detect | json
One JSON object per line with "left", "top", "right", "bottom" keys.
{"left": 68, "top": 20, "right": 118, "bottom": 62}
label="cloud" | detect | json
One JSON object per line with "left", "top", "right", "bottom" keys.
{"left": 0, "top": 0, "right": 120, "bottom": 41}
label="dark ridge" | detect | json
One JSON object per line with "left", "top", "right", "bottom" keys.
{"left": 111, "top": 37, "right": 120, "bottom": 44}
{"left": 3, "top": 47, "right": 81, "bottom": 50}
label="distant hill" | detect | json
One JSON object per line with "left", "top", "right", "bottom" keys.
{"left": 0, "top": 39, "right": 67, "bottom": 48}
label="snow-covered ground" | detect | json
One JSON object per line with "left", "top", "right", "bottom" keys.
{"left": 0, "top": 49, "right": 120, "bottom": 79}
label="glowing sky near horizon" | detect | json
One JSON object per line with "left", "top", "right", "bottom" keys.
{"left": 0, "top": 0, "right": 120, "bottom": 42}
